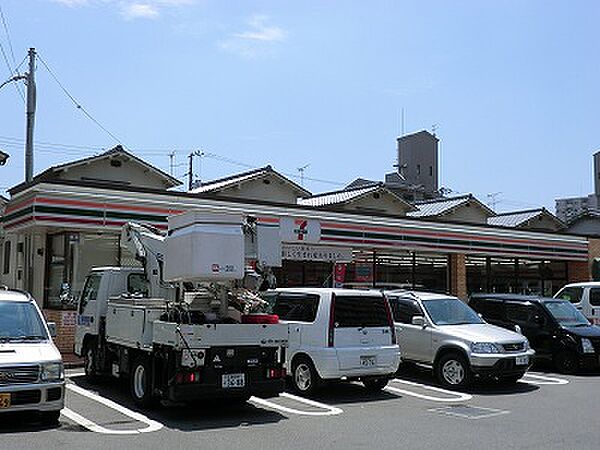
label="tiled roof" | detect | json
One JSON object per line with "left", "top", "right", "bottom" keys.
{"left": 298, "top": 183, "right": 416, "bottom": 211}
{"left": 488, "top": 208, "right": 564, "bottom": 228}
{"left": 407, "top": 194, "right": 492, "bottom": 218}
{"left": 189, "top": 165, "right": 311, "bottom": 197}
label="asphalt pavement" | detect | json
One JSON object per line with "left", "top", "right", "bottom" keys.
{"left": 1, "top": 364, "right": 599, "bottom": 450}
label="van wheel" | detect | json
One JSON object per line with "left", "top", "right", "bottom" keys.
{"left": 436, "top": 352, "right": 472, "bottom": 388}
{"left": 362, "top": 377, "right": 389, "bottom": 392}
{"left": 554, "top": 351, "right": 578, "bottom": 374}
{"left": 291, "top": 357, "right": 321, "bottom": 395}
{"left": 40, "top": 410, "right": 61, "bottom": 425}
{"left": 83, "top": 344, "right": 98, "bottom": 383}
{"left": 130, "top": 357, "right": 155, "bottom": 407}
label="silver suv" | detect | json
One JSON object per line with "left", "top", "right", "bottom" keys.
{"left": 386, "top": 291, "right": 535, "bottom": 387}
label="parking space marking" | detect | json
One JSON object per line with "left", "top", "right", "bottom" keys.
{"left": 385, "top": 379, "right": 472, "bottom": 403}
{"left": 64, "top": 383, "right": 163, "bottom": 434}
{"left": 521, "top": 373, "right": 569, "bottom": 385}
{"left": 249, "top": 393, "right": 343, "bottom": 416}
{"left": 428, "top": 405, "right": 510, "bottom": 420}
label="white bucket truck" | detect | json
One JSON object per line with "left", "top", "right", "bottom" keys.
{"left": 74, "top": 212, "right": 287, "bottom": 406}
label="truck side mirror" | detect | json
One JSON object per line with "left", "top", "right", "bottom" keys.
{"left": 411, "top": 316, "right": 426, "bottom": 328}
{"left": 47, "top": 322, "right": 57, "bottom": 338}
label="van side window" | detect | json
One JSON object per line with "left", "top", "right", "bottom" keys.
{"left": 505, "top": 303, "right": 534, "bottom": 323}
{"left": 389, "top": 298, "right": 422, "bottom": 324}
{"left": 78, "top": 274, "right": 101, "bottom": 314}
{"left": 556, "top": 287, "right": 583, "bottom": 304}
{"left": 334, "top": 295, "right": 388, "bottom": 327}
{"left": 473, "top": 299, "right": 504, "bottom": 320}
{"left": 273, "top": 294, "right": 320, "bottom": 322}
{"left": 127, "top": 273, "right": 149, "bottom": 297}
{"left": 589, "top": 289, "right": 600, "bottom": 307}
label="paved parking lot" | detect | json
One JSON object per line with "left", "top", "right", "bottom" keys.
{"left": 2, "top": 365, "right": 600, "bottom": 450}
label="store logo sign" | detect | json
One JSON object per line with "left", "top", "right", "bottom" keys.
{"left": 281, "top": 218, "right": 321, "bottom": 244}
{"left": 294, "top": 220, "right": 308, "bottom": 241}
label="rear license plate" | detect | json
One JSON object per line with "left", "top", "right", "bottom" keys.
{"left": 222, "top": 373, "right": 245, "bottom": 388}
{"left": 0, "top": 393, "right": 10, "bottom": 409}
{"left": 515, "top": 356, "right": 529, "bottom": 366}
{"left": 360, "top": 356, "right": 376, "bottom": 367}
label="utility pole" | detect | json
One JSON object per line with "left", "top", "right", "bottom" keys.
{"left": 25, "top": 47, "right": 36, "bottom": 183}
{"left": 168, "top": 151, "right": 175, "bottom": 176}
{"left": 187, "top": 150, "right": 204, "bottom": 190}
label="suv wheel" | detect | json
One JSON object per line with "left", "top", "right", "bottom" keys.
{"left": 291, "top": 357, "right": 321, "bottom": 395}
{"left": 130, "top": 357, "right": 155, "bottom": 407}
{"left": 362, "top": 377, "right": 389, "bottom": 392}
{"left": 436, "top": 352, "right": 472, "bottom": 388}
{"left": 554, "top": 351, "right": 578, "bottom": 374}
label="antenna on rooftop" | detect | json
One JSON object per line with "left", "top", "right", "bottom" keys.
{"left": 297, "top": 164, "right": 310, "bottom": 187}
{"left": 431, "top": 123, "right": 439, "bottom": 136}
{"left": 487, "top": 192, "right": 502, "bottom": 211}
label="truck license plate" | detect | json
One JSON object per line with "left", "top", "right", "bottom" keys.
{"left": 360, "top": 356, "right": 376, "bottom": 367}
{"left": 0, "top": 393, "right": 11, "bottom": 409}
{"left": 515, "top": 356, "right": 529, "bottom": 366}
{"left": 222, "top": 373, "right": 245, "bottom": 388}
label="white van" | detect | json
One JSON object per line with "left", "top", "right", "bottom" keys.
{"left": 263, "top": 288, "right": 400, "bottom": 394}
{"left": 554, "top": 282, "right": 600, "bottom": 325}
{"left": 0, "top": 288, "right": 65, "bottom": 423}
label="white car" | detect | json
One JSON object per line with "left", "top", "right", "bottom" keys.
{"left": 386, "top": 291, "right": 535, "bottom": 387}
{"left": 263, "top": 288, "right": 400, "bottom": 394}
{"left": 0, "top": 288, "right": 65, "bottom": 423}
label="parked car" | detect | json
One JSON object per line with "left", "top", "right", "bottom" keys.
{"left": 262, "top": 288, "right": 400, "bottom": 394}
{"left": 469, "top": 293, "right": 600, "bottom": 373}
{"left": 0, "top": 288, "right": 65, "bottom": 423}
{"left": 554, "top": 282, "right": 600, "bottom": 325}
{"left": 385, "top": 291, "right": 534, "bottom": 387}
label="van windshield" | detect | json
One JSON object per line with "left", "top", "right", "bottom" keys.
{"left": 0, "top": 301, "right": 49, "bottom": 342}
{"left": 544, "top": 301, "right": 589, "bottom": 327}
{"left": 422, "top": 298, "right": 484, "bottom": 326}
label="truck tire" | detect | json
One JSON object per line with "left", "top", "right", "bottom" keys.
{"left": 83, "top": 344, "right": 99, "bottom": 383}
{"left": 130, "top": 356, "right": 155, "bottom": 407}
{"left": 435, "top": 352, "right": 472, "bottom": 388}
{"left": 291, "top": 356, "right": 321, "bottom": 395}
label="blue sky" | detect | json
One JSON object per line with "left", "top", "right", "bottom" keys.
{"left": 0, "top": 0, "right": 598, "bottom": 212}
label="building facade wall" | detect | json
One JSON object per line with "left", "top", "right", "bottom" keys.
{"left": 449, "top": 253, "right": 467, "bottom": 300}
{"left": 214, "top": 176, "right": 302, "bottom": 204}
{"left": 397, "top": 132, "right": 438, "bottom": 195}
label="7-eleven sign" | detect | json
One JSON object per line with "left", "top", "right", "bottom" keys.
{"left": 281, "top": 217, "right": 321, "bottom": 244}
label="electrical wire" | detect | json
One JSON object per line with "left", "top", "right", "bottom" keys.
{"left": 36, "top": 52, "right": 125, "bottom": 146}
{"left": 0, "top": 5, "right": 25, "bottom": 102}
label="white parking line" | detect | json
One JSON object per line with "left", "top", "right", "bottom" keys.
{"left": 249, "top": 393, "right": 343, "bottom": 416}
{"left": 63, "top": 383, "right": 163, "bottom": 434}
{"left": 521, "top": 373, "right": 569, "bottom": 385}
{"left": 385, "top": 379, "right": 473, "bottom": 403}
{"left": 429, "top": 405, "right": 510, "bottom": 420}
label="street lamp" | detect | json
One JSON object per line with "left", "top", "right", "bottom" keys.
{"left": 0, "top": 150, "right": 8, "bottom": 166}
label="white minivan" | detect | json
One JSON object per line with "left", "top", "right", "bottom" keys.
{"left": 0, "top": 288, "right": 65, "bottom": 423}
{"left": 264, "top": 288, "right": 400, "bottom": 394}
{"left": 554, "top": 282, "right": 600, "bottom": 325}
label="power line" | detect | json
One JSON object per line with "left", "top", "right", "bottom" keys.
{"left": 0, "top": 5, "right": 25, "bottom": 102}
{"left": 36, "top": 52, "right": 125, "bottom": 146}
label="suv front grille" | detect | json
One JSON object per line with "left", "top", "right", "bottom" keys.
{"left": 502, "top": 342, "right": 525, "bottom": 352}
{"left": 0, "top": 365, "right": 40, "bottom": 384}
{"left": 11, "top": 389, "right": 42, "bottom": 405}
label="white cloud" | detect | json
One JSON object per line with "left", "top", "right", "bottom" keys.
{"left": 220, "top": 14, "right": 287, "bottom": 59}
{"left": 52, "top": 0, "right": 195, "bottom": 20}
{"left": 121, "top": 3, "right": 160, "bottom": 19}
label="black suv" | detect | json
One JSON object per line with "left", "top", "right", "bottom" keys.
{"left": 469, "top": 294, "right": 600, "bottom": 373}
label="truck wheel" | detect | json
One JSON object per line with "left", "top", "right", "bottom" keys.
{"left": 435, "top": 352, "right": 472, "bottom": 388}
{"left": 291, "top": 357, "right": 321, "bottom": 395}
{"left": 84, "top": 344, "right": 98, "bottom": 383}
{"left": 362, "top": 377, "right": 389, "bottom": 392}
{"left": 130, "top": 357, "right": 155, "bottom": 407}
{"left": 554, "top": 351, "right": 578, "bottom": 374}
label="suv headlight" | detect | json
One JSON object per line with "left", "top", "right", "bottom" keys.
{"left": 581, "top": 338, "right": 595, "bottom": 354}
{"left": 523, "top": 339, "right": 530, "bottom": 351}
{"left": 471, "top": 342, "right": 500, "bottom": 354}
{"left": 41, "top": 362, "right": 64, "bottom": 382}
